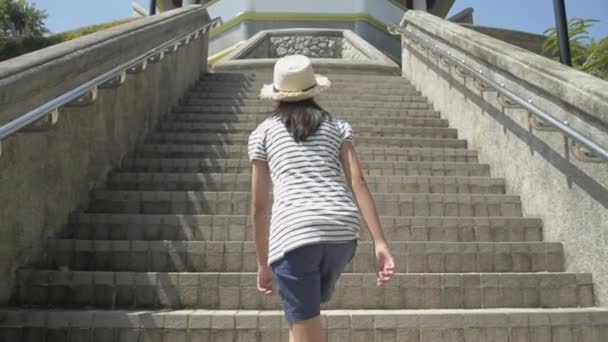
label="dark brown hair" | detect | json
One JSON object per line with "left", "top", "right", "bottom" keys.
{"left": 273, "top": 99, "right": 330, "bottom": 142}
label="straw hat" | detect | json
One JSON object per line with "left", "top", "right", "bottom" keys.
{"left": 260, "top": 55, "right": 331, "bottom": 102}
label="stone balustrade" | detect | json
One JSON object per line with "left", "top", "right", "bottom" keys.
{"left": 399, "top": 10, "right": 608, "bottom": 306}
{"left": 0, "top": 5, "right": 212, "bottom": 304}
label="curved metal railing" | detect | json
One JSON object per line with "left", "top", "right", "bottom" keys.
{"left": 0, "top": 15, "right": 222, "bottom": 157}
{"left": 388, "top": 23, "right": 608, "bottom": 163}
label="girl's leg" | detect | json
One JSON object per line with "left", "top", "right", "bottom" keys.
{"left": 271, "top": 244, "right": 324, "bottom": 342}
{"left": 290, "top": 316, "right": 324, "bottom": 342}
{"left": 286, "top": 241, "right": 356, "bottom": 342}
{"left": 319, "top": 240, "right": 358, "bottom": 302}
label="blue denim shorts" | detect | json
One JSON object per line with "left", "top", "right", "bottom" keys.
{"left": 271, "top": 240, "right": 358, "bottom": 323}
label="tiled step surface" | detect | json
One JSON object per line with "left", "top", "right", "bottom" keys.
{"left": 200, "top": 71, "right": 414, "bottom": 81}
{"left": 88, "top": 191, "right": 522, "bottom": 216}
{"left": 162, "top": 111, "right": 443, "bottom": 123}
{"left": 46, "top": 239, "right": 564, "bottom": 273}
{"left": 194, "top": 79, "right": 418, "bottom": 88}
{"left": 184, "top": 97, "right": 431, "bottom": 109}
{"left": 17, "top": 270, "right": 594, "bottom": 310}
{"left": 189, "top": 92, "right": 428, "bottom": 101}
{"left": 67, "top": 214, "right": 544, "bottom": 242}
{"left": 157, "top": 122, "right": 459, "bottom": 138}
{"left": 147, "top": 132, "right": 467, "bottom": 148}
{"left": 191, "top": 88, "right": 425, "bottom": 97}
{"left": 175, "top": 104, "right": 435, "bottom": 115}
{"left": 187, "top": 90, "right": 424, "bottom": 100}
{"left": 163, "top": 113, "right": 451, "bottom": 127}
{"left": 132, "top": 145, "right": 479, "bottom": 162}
{"left": 195, "top": 78, "right": 418, "bottom": 87}
{"left": 106, "top": 173, "right": 505, "bottom": 193}
{"left": 193, "top": 82, "right": 419, "bottom": 92}
{"left": 190, "top": 77, "right": 420, "bottom": 88}
{"left": 199, "top": 72, "right": 418, "bottom": 82}
{"left": 3, "top": 308, "right": 607, "bottom": 342}
{"left": 121, "top": 158, "right": 490, "bottom": 176}
{"left": 7, "top": 70, "right": 602, "bottom": 341}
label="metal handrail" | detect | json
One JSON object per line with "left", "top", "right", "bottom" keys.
{"left": 388, "top": 23, "right": 608, "bottom": 162}
{"left": 0, "top": 15, "right": 222, "bottom": 144}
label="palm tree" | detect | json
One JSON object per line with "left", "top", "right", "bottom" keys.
{"left": 582, "top": 37, "right": 608, "bottom": 80}
{"left": 543, "top": 18, "right": 608, "bottom": 80}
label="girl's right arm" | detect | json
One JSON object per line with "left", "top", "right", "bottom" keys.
{"left": 250, "top": 159, "right": 273, "bottom": 295}
{"left": 340, "top": 142, "right": 395, "bottom": 286}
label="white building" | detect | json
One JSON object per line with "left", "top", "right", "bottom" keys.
{"left": 152, "top": 0, "right": 459, "bottom": 61}
{"left": 206, "top": 0, "right": 458, "bottom": 61}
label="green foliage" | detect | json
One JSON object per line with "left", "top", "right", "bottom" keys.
{"left": 582, "top": 37, "right": 608, "bottom": 80}
{"left": 543, "top": 18, "right": 608, "bottom": 80}
{"left": 0, "top": 0, "right": 132, "bottom": 63}
{"left": 0, "top": 19, "right": 132, "bottom": 62}
{"left": 0, "top": 0, "right": 48, "bottom": 38}
{"left": 0, "top": 35, "right": 57, "bottom": 60}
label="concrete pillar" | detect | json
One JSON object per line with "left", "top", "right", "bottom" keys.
{"left": 183, "top": 0, "right": 196, "bottom": 5}
{"left": 413, "top": 0, "right": 427, "bottom": 11}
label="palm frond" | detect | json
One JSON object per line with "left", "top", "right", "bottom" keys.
{"left": 543, "top": 18, "right": 608, "bottom": 80}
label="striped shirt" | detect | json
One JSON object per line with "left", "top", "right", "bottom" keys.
{"left": 248, "top": 116, "right": 361, "bottom": 264}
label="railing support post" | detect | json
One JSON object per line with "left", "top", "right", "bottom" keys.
{"left": 552, "top": 0, "right": 572, "bottom": 66}
{"left": 149, "top": 0, "right": 157, "bottom": 15}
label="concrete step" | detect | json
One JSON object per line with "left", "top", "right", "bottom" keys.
{"left": 184, "top": 97, "right": 431, "bottom": 109}
{"left": 193, "top": 82, "right": 418, "bottom": 92}
{"left": 67, "top": 214, "right": 543, "bottom": 243}
{"left": 174, "top": 104, "right": 434, "bottom": 114}
{"left": 121, "top": 158, "right": 489, "bottom": 176}
{"left": 16, "top": 270, "right": 594, "bottom": 310}
{"left": 88, "top": 191, "right": 522, "bottom": 217}
{"left": 195, "top": 76, "right": 414, "bottom": 86}
{"left": 187, "top": 90, "right": 424, "bottom": 101}
{"left": 163, "top": 112, "right": 450, "bottom": 127}
{"left": 197, "top": 75, "right": 413, "bottom": 84}
{"left": 171, "top": 109, "right": 441, "bottom": 120}
{"left": 106, "top": 173, "right": 505, "bottom": 194}
{"left": 146, "top": 133, "right": 468, "bottom": 149}
{"left": 239, "top": 68, "right": 401, "bottom": 76}
{"left": 4, "top": 308, "right": 607, "bottom": 342}
{"left": 131, "top": 145, "right": 479, "bottom": 162}
{"left": 164, "top": 111, "right": 443, "bottom": 124}
{"left": 192, "top": 87, "right": 421, "bottom": 98}
{"left": 200, "top": 72, "right": 413, "bottom": 83}
{"left": 190, "top": 88, "right": 423, "bottom": 98}
{"left": 157, "top": 122, "right": 458, "bottom": 138}
{"left": 47, "top": 240, "right": 563, "bottom": 273}
{"left": 202, "top": 70, "right": 406, "bottom": 78}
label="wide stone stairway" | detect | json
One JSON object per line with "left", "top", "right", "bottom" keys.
{"left": 3, "top": 71, "right": 608, "bottom": 341}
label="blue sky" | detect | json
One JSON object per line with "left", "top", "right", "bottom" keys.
{"left": 31, "top": 0, "right": 608, "bottom": 39}
{"left": 30, "top": 0, "right": 143, "bottom": 32}
{"left": 449, "top": 0, "right": 607, "bottom": 39}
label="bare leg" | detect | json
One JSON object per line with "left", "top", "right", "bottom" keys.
{"left": 289, "top": 316, "right": 324, "bottom": 342}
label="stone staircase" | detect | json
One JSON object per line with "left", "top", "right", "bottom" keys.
{"left": 2, "top": 71, "right": 608, "bottom": 341}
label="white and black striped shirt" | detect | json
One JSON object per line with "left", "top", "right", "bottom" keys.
{"left": 248, "top": 116, "right": 361, "bottom": 264}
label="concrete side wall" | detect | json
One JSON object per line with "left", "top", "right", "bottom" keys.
{"left": 462, "top": 24, "right": 546, "bottom": 55}
{"left": 210, "top": 23, "right": 252, "bottom": 55}
{"left": 214, "top": 28, "right": 400, "bottom": 75}
{"left": 400, "top": 11, "right": 608, "bottom": 305}
{"left": 0, "top": 6, "right": 210, "bottom": 304}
